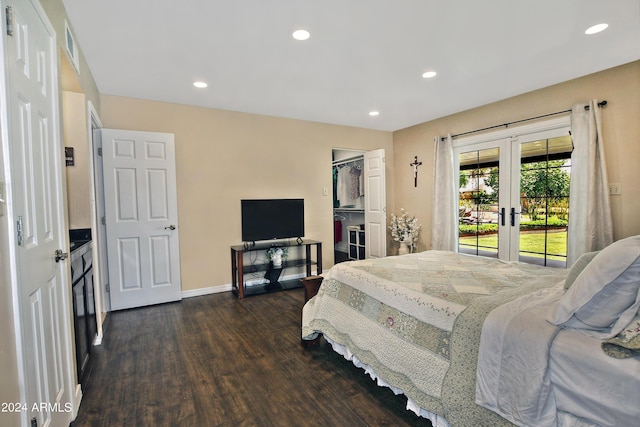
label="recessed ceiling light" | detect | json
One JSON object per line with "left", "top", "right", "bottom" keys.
{"left": 193, "top": 81, "right": 208, "bottom": 88}
{"left": 585, "top": 23, "right": 608, "bottom": 35}
{"left": 422, "top": 71, "right": 437, "bottom": 79}
{"left": 369, "top": 111, "right": 380, "bottom": 117}
{"left": 292, "top": 29, "right": 310, "bottom": 41}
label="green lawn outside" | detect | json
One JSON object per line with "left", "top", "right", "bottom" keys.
{"left": 459, "top": 229, "right": 567, "bottom": 260}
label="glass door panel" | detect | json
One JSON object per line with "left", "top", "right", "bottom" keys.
{"left": 517, "top": 136, "right": 571, "bottom": 267}
{"left": 458, "top": 147, "right": 500, "bottom": 258}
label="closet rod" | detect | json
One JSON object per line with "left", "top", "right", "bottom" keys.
{"left": 441, "top": 100, "right": 607, "bottom": 141}
{"left": 332, "top": 156, "right": 363, "bottom": 167}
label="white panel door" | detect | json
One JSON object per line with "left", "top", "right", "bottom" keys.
{"left": 364, "top": 149, "right": 387, "bottom": 258}
{"left": 4, "top": 0, "right": 74, "bottom": 425}
{"left": 101, "top": 129, "right": 182, "bottom": 310}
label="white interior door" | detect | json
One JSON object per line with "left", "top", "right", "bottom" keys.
{"left": 364, "top": 149, "right": 387, "bottom": 258}
{"left": 4, "top": 0, "right": 75, "bottom": 424}
{"left": 101, "top": 129, "right": 182, "bottom": 310}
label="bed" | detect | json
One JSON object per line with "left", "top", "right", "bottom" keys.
{"left": 301, "top": 237, "right": 640, "bottom": 427}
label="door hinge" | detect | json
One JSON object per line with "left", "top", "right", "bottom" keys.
{"left": 97, "top": 147, "right": 102, "bottom": 156}
{"left": 5, "top": 6, "right": 13, "bottom": 37}
{"left": 16, "top": 216, "right": 23, "bottom": 246}
{"left": 105, "top": 282, "right": 110, "bottom": 292}
{"left": 101, "top": 216, "right": 106, "bottom": 225}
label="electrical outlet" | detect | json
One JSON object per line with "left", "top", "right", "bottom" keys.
{"left": 322, "top": 187, "right": 329, "bottom": 196}
{"left": 609, "top": 183, "right": 622, "bottom": 195}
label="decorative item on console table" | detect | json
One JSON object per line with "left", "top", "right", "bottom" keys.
{"left": 264, "top": 247, "right": 288, "bottom": 289}
{"left": 266, "top": 246, "right": 288, "bottom": 267}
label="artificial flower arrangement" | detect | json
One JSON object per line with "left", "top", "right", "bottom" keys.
{"left": 389, "top": 208, "right": 421, "bottom": 249}
{"left": 265, "top": 246, "right": 288, "bottom": 266}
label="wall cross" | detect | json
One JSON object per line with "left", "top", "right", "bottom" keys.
{"left": 410, "top": 156, "right": 422, "bottom": 187}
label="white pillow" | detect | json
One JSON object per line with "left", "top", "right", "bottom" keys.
{"left": 549, "top": 235, "right": 640, "bottom": 338}
{"left": 564, "top": 250, "right": 600, "bottom": 290}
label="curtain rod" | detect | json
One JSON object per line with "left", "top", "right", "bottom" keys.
{"left": 442, "top": 100, "right": 608, "bottom": 141}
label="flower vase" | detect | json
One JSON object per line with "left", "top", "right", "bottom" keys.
{"left": 271, "top": 254, "right": 282, "bottom": 267}
{"left": 398, "top": 240, "right": 411, "bottom": 255}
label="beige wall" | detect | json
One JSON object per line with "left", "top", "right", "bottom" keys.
{"left": 41, "top": 0, "right": 101, "bottom": 112}
{"left": 63, "top": 91, "right": 92, "bottom": 229}
{"left": 394, "top": 60, "right": 640, "bottom": 251}
{"left": 99, "top": 95, "right": 394, "bottom": 291}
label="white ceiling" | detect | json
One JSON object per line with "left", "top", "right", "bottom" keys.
{"left": 61, "top": 0, "right": 640, "bottom": 132}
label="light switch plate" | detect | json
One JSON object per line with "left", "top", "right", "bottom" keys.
{"left": 609, "top": 183, "right": 622, "bottom": 195}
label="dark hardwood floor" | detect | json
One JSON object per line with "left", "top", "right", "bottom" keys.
{"left": 71, "top": 287, "right": 432, "bottom": 426}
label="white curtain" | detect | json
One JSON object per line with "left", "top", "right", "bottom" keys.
{"left": 431, "top": 134, "right": 457, "bottom": 251}
{"left": 567, "top": 100, "right": 613, "bottom": 265}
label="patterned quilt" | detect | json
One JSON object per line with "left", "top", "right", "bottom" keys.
{"left": 302, "top": 251, "right": 567, "bottom": 426}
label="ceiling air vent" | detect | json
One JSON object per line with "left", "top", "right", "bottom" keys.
{"left": 65, "top": 20, "right": 80, "bottom": 75}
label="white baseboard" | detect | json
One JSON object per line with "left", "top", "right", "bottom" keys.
{"left": 181, "top": 284, "right": 231, "bottom": 299}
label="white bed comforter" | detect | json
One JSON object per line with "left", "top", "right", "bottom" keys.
{"left": 303, "top": 252, "right": 568, "bottom": 426}
{"left": 476, "top": 285, "right": 565, "bottom": 427}
{"left": 476, "top": 284, "right": 640, "bottom": 427}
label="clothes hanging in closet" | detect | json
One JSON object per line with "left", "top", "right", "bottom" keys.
{"left": 333, "top": 167, "right": 339, "bottom": 208}
{"left": 335, "top": 162, "right": 363, "bottom": 207}
{"left": 349, "top": 167, "right": 361, "bottom": 199}
{"left": 334, "top": 220, "right": 342, "bottom": 243}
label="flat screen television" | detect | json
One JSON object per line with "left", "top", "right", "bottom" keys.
{"left": 241, "top": 199, "right": 305, "bottom": 243}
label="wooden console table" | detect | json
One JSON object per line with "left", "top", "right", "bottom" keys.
{"left": 230, "top": 239, "right": 322, "bottom": 298}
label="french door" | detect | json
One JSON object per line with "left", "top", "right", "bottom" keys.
{"left": 454, "top": 118, "right": 572, "bottom": 267}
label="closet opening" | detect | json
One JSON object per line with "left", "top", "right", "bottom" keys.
{"left": 332, "top": 147, "right": 387, "bottom": 263}
{"left": 333, "top": 149, "right": 365, "bottom": 263}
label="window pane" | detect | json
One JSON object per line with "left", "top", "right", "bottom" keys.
{"left": 459, "top": 149, "right": 499, "bottom": 258}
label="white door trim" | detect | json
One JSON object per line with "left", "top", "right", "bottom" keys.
{"left": 86, "top": 100, "right": 105, "bottom": 343}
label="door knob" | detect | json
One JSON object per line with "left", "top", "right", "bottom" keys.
{"left": 164, "top": 225, "right": 176, "bottom": 230}
{"left": 54, "top": 249, "right": 68, "bottom": 262}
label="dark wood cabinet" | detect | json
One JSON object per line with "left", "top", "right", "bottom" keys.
{"left": 71, "top": 242, "right": 96, "bottom": 385}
